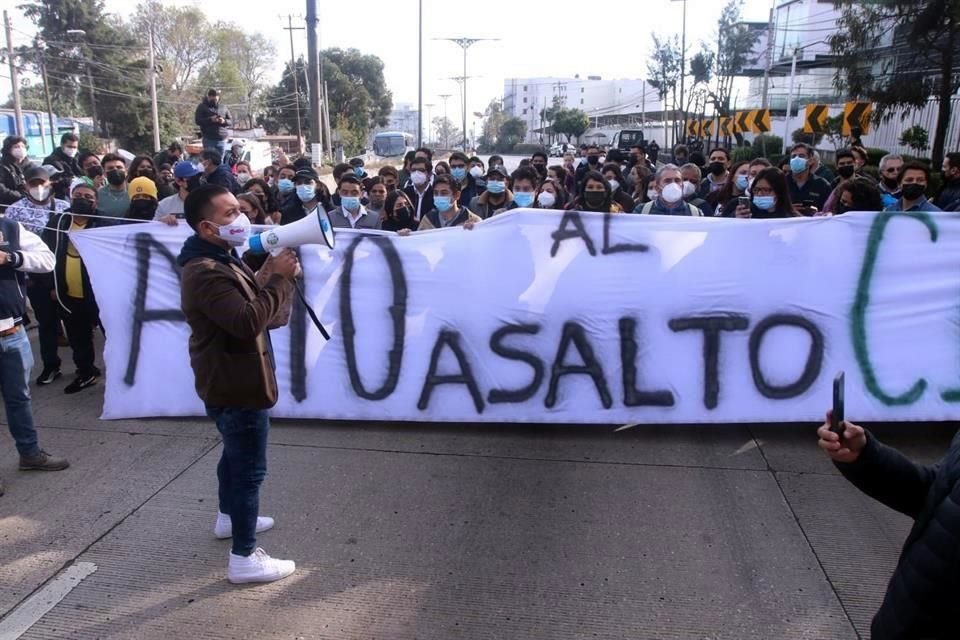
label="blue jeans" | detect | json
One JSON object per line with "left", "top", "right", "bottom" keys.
{"left": 202, "top": 137, "right": 226, "bottom": 159}
{"left": 0, "top": 328, "right": 40, "bottom": 457}
{"left": 207, "top": 407, "right": 269, "bottom": 556}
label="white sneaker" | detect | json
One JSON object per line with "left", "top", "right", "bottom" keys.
{"left": 227, "top": 547, "right": 296, "bottom": 584}
{"left": 214, "top": 512, "right": 275, "bottom": 540}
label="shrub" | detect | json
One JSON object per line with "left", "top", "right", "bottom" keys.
{"left": 752, "top": 134, "right": 784, "bottom": 159}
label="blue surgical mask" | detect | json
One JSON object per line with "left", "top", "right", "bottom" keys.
{"left": 434, "top": 195, "right": 453, "bottom": 212}
{"left": 486, "top": 180, "right": 505, "bottom": 194}
{"left": 296, "top": 184, "right": 316, "bottom": 202}
{"left": 753, "top": 195, "right": 776, "bottom": 211}
{"left": 513, "top": 191, "right": 534, "bottom": 207}
{"left": 353, "top": 167, "right": 364, "bottom": 177}
{"left": 341, "top": 195, "right": 360, "bottom": 211}
{"left": 278, "top": 178, "right": 294, "bottom": 193}
{"left": 735, "top": 174, "right": 749, "bottom": 191}
{"left": 789, "top": 156, "right": 808, "bottom": 173}
{"left": 451, "top": 167, "right": 466, "bottom": 181}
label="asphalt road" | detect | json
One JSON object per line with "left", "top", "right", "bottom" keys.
{"left": 0, "top": 327, "right": 954, "bottom": 639}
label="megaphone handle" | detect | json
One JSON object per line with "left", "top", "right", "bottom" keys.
{"left": 295, "top": 281, "right": 330, "bottom": 341}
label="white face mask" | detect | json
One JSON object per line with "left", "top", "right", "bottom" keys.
{"left": 646, "top": 188, "right": 658, "bottom": 201}
{"left": 608, "top": 179, "right": 620, "bottom": 192}
{"left": 211, "top": 213, "right": 251, "bottom": 246}
{"left": 537, "top": 191, "right": 556, "bottom": 208}
{"left": 29, "top": 185, "right": 51, "bottom": 202}
{"left": 11, "top": 146, "right": 27, "bottom": 161}
{"left": 411, "top": 171, "right": 427, "bottom": 186}
{"left": 62, "top": 146, "right": 78, "bottom": 158}
{"left": 237, "top": 172, "right": 251, "bottom": 185}
{"left": 469, "top": 166, "right": 483, "bottom": 178}
{"left": 661, "top": 182, "right": 684, "bottom": 204}
{"left": 682, "top": 180, "right": 697, "bottom": 198}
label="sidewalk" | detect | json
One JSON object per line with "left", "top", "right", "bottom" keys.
{"left": 0, "top": 333, "right": 950, "bottom": 639}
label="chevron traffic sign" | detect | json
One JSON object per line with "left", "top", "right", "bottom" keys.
{"left": 701, "top": 119, "right": 715, "bottom": 138}
{"left": 804, "top": 104, "right": 828, "bottom": 133}
{"left": 735, "top": 111, "right": 750, "bottom": 133}
{"left": 842, "top": 101, "right": 872, "bottom": 136}
{"left": 719, "top": 117, "right": 733, "bottom": 137}
{"left": 686, "top": 119, "right": 700, "bottom": 138}
{"left": 751, "top": 109, "right": 771, "bottom": 134}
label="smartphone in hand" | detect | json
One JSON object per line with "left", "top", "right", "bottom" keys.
{"left": 831, "top": 372, "right": 845, "bottom": 438}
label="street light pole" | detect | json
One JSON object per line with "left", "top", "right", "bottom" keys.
{"left": 438, "top": 93, "right": 451, "bottom": 147}
{"left": 417, "top": 0, "right": 423, "bottom": 149}
{"left": 282, "top": 15, "right": 305, "bottom": 153}
{"left": 671, "top": 0, "right": 688, "bottom": 149}
{"left": 4, "top": 11, "right": 23, "bottom": 137}
{"left": 783, "top": 47, "right": 798, "bottom": 153}
{"left": 147, "top": 26, "right": 160, "bottom": 152}
{"left": 436, "top": 37, "right": 498, "bottom": 151}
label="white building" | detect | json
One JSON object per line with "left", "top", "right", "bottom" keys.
{"left": 378, "top": 102, "right": 419, "bottom": 139}
{"left": 502, "top": 76, "right": 664, "bottom": 144}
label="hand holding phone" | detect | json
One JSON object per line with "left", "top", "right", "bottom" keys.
{"left": 831, "top": 372, "right": 845, "bottom": 438}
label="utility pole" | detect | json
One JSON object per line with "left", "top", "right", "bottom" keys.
{"left": 424, "top": 103, "right": 434, "bottom": 144}
{"left": 282, "top": 15, "right": 305, "bottom": 153}
{"left": 305, "top": 0, "right": 322, "bottom": 162}
{"left": 761, "top": 4, "right": 775, "bottom": 111}
{"left": 34, "top": 37, "right": 56, "bottom": 149}
{"left": 4, "top": 11, "right": 23, "bottom": 137}
{"left": 436, "top": 37, "right": 498, "bottom": 151}
{"left": 671, "top": 0, "right": 688, "bottom": 146}
{"left": 417, "top": 0, "right": 423, "bottom": 148}
{"left": 147, "top": 27, "right": 160, "bottom": 152}
{"left": 438, "top": 93, "right": 451, "bottom": 147}
{"left": 322, "top": 81, "right": 332, "bottom": 159}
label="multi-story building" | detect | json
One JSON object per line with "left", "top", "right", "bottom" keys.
{"left": 502, "top": 76, "right": 664, "bottom": 144}
{"left": 376, "top": 102, "right": 419, "bottom": 139}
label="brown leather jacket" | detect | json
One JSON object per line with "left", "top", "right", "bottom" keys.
{"left": 178, "top": 236, "right": 293, "bottom": 409}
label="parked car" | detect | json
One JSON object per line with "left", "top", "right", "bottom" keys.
{"left": 549, "top": 143, "right": 576, "bottom": 157}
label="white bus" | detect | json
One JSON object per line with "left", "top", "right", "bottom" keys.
{"left": 372, "top": 131, "right": 414, "bottom": 158}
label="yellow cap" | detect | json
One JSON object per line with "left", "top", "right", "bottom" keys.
{"left": 128, "top": 176, "right": 158, "bottom": 200}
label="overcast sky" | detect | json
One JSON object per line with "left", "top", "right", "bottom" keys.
{"left": 6, "top": 0, "right": 774, "bottom": 123}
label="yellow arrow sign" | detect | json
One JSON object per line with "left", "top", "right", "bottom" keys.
{"left": 701, "top": 119, "right": 715, "bottom": 138}
{"left": 842, "top": 101, "right": 872, "bottom": 136}
{"left": 719, "top": 117, "right": 733, "bottom": 137}
{"left": 804, "top": 104, "right": 829, "bottom": 133}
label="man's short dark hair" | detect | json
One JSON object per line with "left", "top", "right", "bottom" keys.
{"left": 409, "top": 157, "right": 432, "bottom": 173}
{"left": 432, "top": 173, "right": 459, "bottom": 193}
{"left": 629, "top": 144, "right": 644, "bottom": 153}
{"left": 415, "top": 146, "right": 433, "bottom": 161}
{"left": 378, "top": 165, "right": 399, "bottom": 179}
{"left": 60, "top": 132, "right": 79, "bottom": 145}
{"left": 836, "top": 149, "right": 854, "bottom": 163}
{"left": 292, "top": 156, "right": 313, "bottom": 170}
{"left": 531, "top": 151, "right": 548, "bottom": 163}
{"left": 898, "top": 161, "right": 930, "bottom": 184}
{"left": 946, "top": 152, "right": 960, "bottom": 169}
{"left": 749, "top": 157, "right": 772, "bottom": 169}
{"left": 468, "top": 156, "right": 483, "bottom": 166}
{"left": 710, "top": 147, "right": 730, "bottom": 160}
{"left": 185, "top": 184, "right": 230, "bottom": 231}
{"left": 101, "top": 153, "right": 126, "bottom": 167}
{"left": 207, "top": 88, "right": 219, "bottom": 97}
{"left": 168, "top": 141, "right": 183, "bottom": 153}
{"left": 201, "top": 149, "right": 222, "bottom": 165}
{"left": 511, "top": 166, "right": 540, "bottom": 188}
{"left": 78, "top": 151, "right": 98, "bottom": 167}
{"left": 338, "top": 174, "right": 361, "bottom": 189}
{"left": 332, "top": 163, "right": 351, "bottom": 181}
{"left": 791, "top": 142, "right": 812, "bottom": 156}
{"left": 449, "top": 151, "right": 469, "bottom": 164}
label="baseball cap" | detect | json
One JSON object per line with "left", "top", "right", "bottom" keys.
{"left": 294, "top": 168, "right": 319, "bottom": 182}
{"left": 173, "top": 161, "right": 203, "bottom": 179}
{"left": 24, "top": 165, "right": 51, "bottom": 183}
{"left": 42, "top": 163, "right": 64, "bottom": 177}
{"left": 128, "top": 176, "right": 158, "bottom": 200}
{"left": 486, "top": 166, "right": 507, "bottom": 180}
{"left": 69, "top": 177, "right": 96, "bottom": 198}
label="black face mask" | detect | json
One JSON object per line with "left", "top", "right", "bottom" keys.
{"left": 709, "top": 162, "right": 726, "bottom": 176}
{"left": 86, "top": 165, "right": 103, "bottom": 179}
{"left": 533, "top": 164, "right": 547, "bottom": 177}
{"left": 587, "top": 155, "right": 600, "bottom": 166}
{"left": 394, "top": 206, "right": 413, "bottom": 221}
{"left": 52, "top": 181, "right": 69, "bottom": 199}
{"left": 128, "top": 199, "right": 157, "bottom": 219}
{"left": 106, "top": 169, "right": 126, "bottom": 186}
{"left": 70, "top": 199, "right": 95, "bottom": 215}
{"left": 138, "top": 168, "right": 156, "bottom": 180}
{"left": 584, "top": 191, "right": 607, "bottom": 210}
{"left": 901, "top": 183, "right": 926, "bottom": 201}
{"left": 882, "top": 176, "right": 899, "bottom": 189}
{"left": 837, "top": 165, "right": 855, "bottom": 179}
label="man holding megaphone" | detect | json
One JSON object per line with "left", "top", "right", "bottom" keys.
{"left": 178, "top": 184, "right": 301, "bottom": 585}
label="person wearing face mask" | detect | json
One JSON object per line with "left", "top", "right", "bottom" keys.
{"left": 42, "top": 133, "right": 82, "bottom": 178}
{"left": 634, "top": 165, "right": 703, "bottom": 216}
{"left": 6, "top": 165, "right": 70, "bottom": 234}
{"left": 601, "top": 162, "right": 638, "bottom": 213}
{"left": 195, "top": 88, "right": 233, "bottom": 157}
{"left": 494, "top": 167, "right": 539, "bottom": 215}
{"left": 671, "top": 144, "right": 689, "bottom": 166}
{"left": 273, "top": 165, "right": 297, "bottom": 206}
{"left": 78, "top": 152, "right": 105, "bottom": 189}
{"left": 155, "top": 161, "right": 204, "bottom": 225}
{"left": 935, "top": 152, "right": 960, "bottom": 211}
{"left": 677, "top": 164, "right": 714, "bottom": 215}
{"left": 416, "top": 174, "right": 481, "bottom": 231}
{"left": 531, "top": 152, "right": 549, "bottom": 181}
{"left": 378, "top": 165, "right": 400, "bottom": 194}
{"left": 242, "top": 178, "right": 280, "bottom": 224}
{"left": 447, "top": 152, "right": 479, "bottom": 208}
{"left": 402, "top": 157, "right": 435, "bottom": 221}
{"left": 348, "top": 157, "right": 369, "bottom": 184}
{"left": 0, "top": 136, "right": 30, "bottom": 206}
{"left": 468, "top": 157, "right": 486, "bottom": 192}
{"left": 834, "top": 177, "right": 883, "bottom": 215}
{"left": 43, "top": 162, "right": 70, "bottom": 201}
{"left": 810, "top": 149, "right": 835, "bottom": 185}
{"left": 572, "top": 172, "right": 622, "bottom": 213}
{"left": 733, "top": 168, "right": 794, "bottom": 219}
{"left": 44, "top": 178, "right": 110, "bottom": 394}
{"left": 699, "top": 147, "right": 730, "bottom": 200}
{"left": 153, "top": 140, "right": 184, "bottom": 169}
{"left": 329, "top": 175, "right": 381, "bottom": 229}
{"left": 381, "top": 190, "right": 418, "bottom": 232}
{"left": 200, "top": 149, "right": 240, "bottom": 195}
{"left": 469, "top": 166, "right": 513, "bottom": 219}
{"left": 125, "top": 177, "right": 160, "bottom": 221}
{"left": 534, "top": 178, "right": 567, "bottom": 211}
{"left": 96, "top": 153, "right": 131, "bottom": 218}
{"left": 278, "top": 168, "right": 328, "bottom": 225}
{"left": 178, "top": 184, "right": 300, "bottom": 585}
{"left": 714, "top": 161, "right": 751, "bottom": 217}
{"left": 884, "top": 162, "right": 941, "bottom": 212}
{"left": 786, "top": 143, "right": 832, "bottom": 214}
{"left": 131, "top": 154, "right": 174, "bottom": 200}
{"left": 365, "top": 177, "right": 388, "bottom": 216}
{"left": 234, "top": 162, "right": 253, "bottom": 189}
{"left": 575, "top": 145, "right": 603, "bottom": 195}
{"left": 875, "top": 153, "right": 904, "bottom": 208}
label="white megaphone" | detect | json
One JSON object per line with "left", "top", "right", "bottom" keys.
{"left": 248, "top": 208, "right": 336, "bottom": 254}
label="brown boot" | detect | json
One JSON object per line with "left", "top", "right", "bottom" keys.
{"left": 19, "top": 450, "right": 70, "bottom": 471}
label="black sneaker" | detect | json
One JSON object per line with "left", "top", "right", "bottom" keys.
{"left": 64, "top": 374, "right": 98, "bottom": 394}
{"left": 36, "top": 367, "right": 62, "bottom": 386}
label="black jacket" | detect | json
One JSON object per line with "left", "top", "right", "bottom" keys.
{"left": 403, "top": 184, "right": 435, "bottom": 221}
{"left": 42, "top": 147, "right": 82, "bottom": 178}
{"left": 836, "top": 429, "right": 960, "bottom": 639}
{"left": 0, "top": 156, "right": 25, "bottom": 205}
{"left": 194, "top": 100, "right": 232, "bottom": 140}
{"left": 42, "top": 211, "right": 111, "bottom": 316}
{"left": 934, "top": 178, "right": 960, "bottom": 212}
{"left": 204, "top": 165, "right": 240, "bottom": 194}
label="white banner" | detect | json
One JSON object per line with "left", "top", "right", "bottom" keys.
{"left": 72, "top": 210, "right": 960, "bottom": 423}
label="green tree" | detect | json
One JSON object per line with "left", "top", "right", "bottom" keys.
{"left": 321, "top": 48, "right": 392, "bottom": 148}
{"left": 829, "top": 0, "right": 960, "bottom": 165}
{"left": 0, "top": 83, "right": 49, "bottom": 111}
{"left": 433, "top": 117, "right": 460, "bottom": 149}
{"left": 646, "top": 34, "right": 681, "bottom": 146}
{"left": 899, "top": 125, "right": 930, "bottom": 153}
{"left": 259, "top": 57, "right": 308, "bottom": 138}
{"left": 705, "top": 0, "right": 759, "bottom": 121}
{"left": 552, "top": 108, "right": 589, "bottom": 143}
{"left": 497, "top": 117, "right": 527, "bottom": 151}
{"left": 791, "top": 127, "right": 825, "bottom": 146}
{"left": 479, "top": 98, "right": 508, "bottom": 150}
{"left": 197, "top": 25, "right": 275, "bottom": 130}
